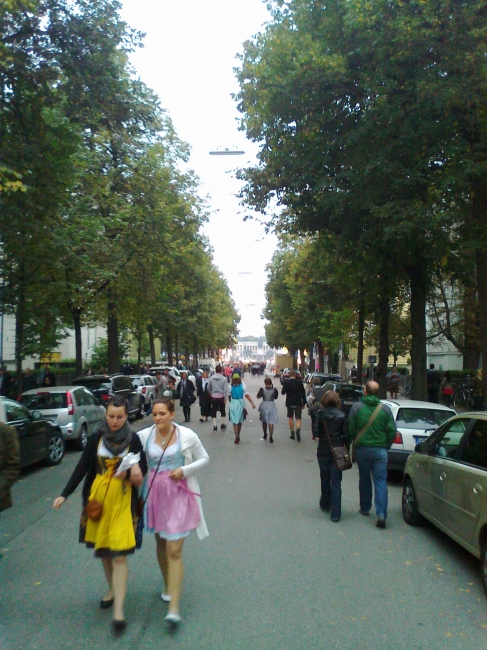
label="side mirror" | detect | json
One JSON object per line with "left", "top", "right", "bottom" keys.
{"left": 415, "top": 441, "right": 429, "bottom": 454}
{"left": 32, "top": 410, "right": 42, "bottom": 420}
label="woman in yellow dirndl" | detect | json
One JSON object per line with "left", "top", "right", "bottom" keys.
{"left": 53, "top": 396, "right": 147, "bottom": 633}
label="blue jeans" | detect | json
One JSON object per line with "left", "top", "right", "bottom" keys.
{"left": 317, "top": 455, "right": 342, "bottom": 520}
{"left": 355, "top": 447, "right": 388, "bottom": 520}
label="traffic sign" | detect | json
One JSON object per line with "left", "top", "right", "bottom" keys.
{"left": 368, "top": 355, "right": 377, "bottom": 364}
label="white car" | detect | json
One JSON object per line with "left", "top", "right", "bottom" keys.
{"left": 381, "top": 399, "right": 456, "bottom": 471}
{"left": 130, "top": 375, "right": 158, "bottom": 408}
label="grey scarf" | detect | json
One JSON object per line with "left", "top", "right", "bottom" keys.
{"left": 96, "top": 419, "right": 133, "bottom": 456}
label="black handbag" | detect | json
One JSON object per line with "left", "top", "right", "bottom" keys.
{"left": 323, "top": 420, "right": 352, "bottom": 472}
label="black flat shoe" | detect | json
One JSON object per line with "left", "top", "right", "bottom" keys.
{"left": 112, "top": 619, "right": 127, "bottom": 633}
{"left": 100, "top": 598, "right": 114, "bottom": 609}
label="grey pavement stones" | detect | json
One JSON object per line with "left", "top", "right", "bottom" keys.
{"left": 1, "top": 374, "right": 487, "bottom": 649}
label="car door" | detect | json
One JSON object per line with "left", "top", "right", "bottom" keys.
{"left": 412, "top": 418, "right": 471, "bottom": 522}
{"left": 82, "top": 388, "right": 105, "bottom": 432}
{"left": 5, "top": 399, "right": 47, "bottom": 467}
{"left": 444, "top": 418, "right": 487, "bottom": 549}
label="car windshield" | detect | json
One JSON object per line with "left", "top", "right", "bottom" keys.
{"left": 396, "top": 407, "right": 454, "bottom": 430}
{"left": 20, "top": 392, "right": 67, "bottom": 410}
{"left": 336, "top": 386, "right": 363, "bottom": 399}
{"left": 73, "top": 378, "right": 109, "bottom": 391}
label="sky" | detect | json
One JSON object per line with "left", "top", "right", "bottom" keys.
{"left": 119, "top": 0, "right": 278, "bottom": 338}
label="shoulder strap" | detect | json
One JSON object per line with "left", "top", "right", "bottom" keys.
{"left": 354, "top": 403, "right": 382, "bottom": 445}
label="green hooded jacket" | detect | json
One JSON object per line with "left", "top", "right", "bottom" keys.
{"left": 348, "top": 395, "right": 397, "bottom": 449}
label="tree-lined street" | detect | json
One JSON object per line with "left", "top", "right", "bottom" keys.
{"left": 2, "top": 374, "right": 487, "bottom": 649}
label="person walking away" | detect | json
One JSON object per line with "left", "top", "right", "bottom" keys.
{"left": 228, "top": 375, "right": 256, "bottom": 444}
{"left": 440, "top": 371, "right": 454, "bottom": 407}
{"left": 53, "top": 396, "right": 146, "bottom": 633}
{"left": 207, "top": 365, "right": 228, "bottom": 431}
{"left": 386, "top": 366, "right": 401, "bottom": 400}
{"left": 427, "top": 363, "right": 441, "bottom": 404}
{"left": 137, "top": 398, "right": 209, "bottom": 628}
{"left": 349, "top": 365, "right": 358, "bottom": 384}
{"left": 281, "top": 369, "right": 307, "bottom": 441}
{"left": 0, "top": 423, "right": 20, "bottom": 558}
{"left": 256, "top": 378, "right": 278, "bottom": 442}
{"left": 224, "top": 364, "right": 232, "bottom": 384}
{"left": 40, "top": 364, "right": 57, "bottom": 387}
{"left": 307, "top": 377, "right": 326, "bottom": 440}
{"left": 22, "top": 368, "right": 37, "bottom": 392}
{"left": 312, "top": 390, "right": 348, "bottom": 522}
{"left": 472, "top": 371, "right": 483, "bottom": 410}
{"left": 196, "top": 371, "right": 212, "bottom": 422}
{"left": 176, "top": 372, "right": 195, "bottom": 422}
{"left": 348, "top": 381, "right": 396, "bottom": 529}
{"left": 0, "top": 366, "right": 12, "bottom": 397}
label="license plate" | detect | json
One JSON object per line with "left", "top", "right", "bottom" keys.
{"left": 414, "top": 436, "right": 426, "bottom": 445}
{"left": 343, "top": 401, "right": 352, "bottom": 405}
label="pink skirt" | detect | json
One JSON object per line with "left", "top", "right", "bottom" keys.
{"left": 147, "top": 470, "right": 201, "bottom": 535}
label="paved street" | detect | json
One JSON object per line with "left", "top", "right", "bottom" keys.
{"left": 1, "top": 374, "right": 487, "bottom": 649}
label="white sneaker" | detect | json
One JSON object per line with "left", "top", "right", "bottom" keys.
{"left": 160, "top": 593, "right": 171, "bottom": 602}
{"left": 165, "top": 613, "right": 181, "bottom": 625}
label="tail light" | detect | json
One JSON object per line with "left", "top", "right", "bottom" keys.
{"left": 101, "top": 394, "right": 110, "bottom": 402}
{"left": 392, "top": 432, "right": 403, "bottom": 445}
{"left": 142, "top": 387, "right": 147, "bottom": 394}
{"left": 67, "top": 391, "right": 74, "bottom": 416}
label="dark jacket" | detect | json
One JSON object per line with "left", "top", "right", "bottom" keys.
{"left": 0, "top": 371, "right": 12, "bottom": 397}
{"left": 0, "top": 423, "right": 20, "bottom": 511}
{"left": 313, "top": 407, "right": 348, "bottom": 457}
{"left": 348, "top": 395, "right": 397, "bottom": 449}
{"left": 60, "top": 428, "right": 147, "bottom": 506}
{"left": 177, "top": 378, "right": 195, "bottom": 406}
{"left": 281, "top": 378, "right": 306, "bottom": 408}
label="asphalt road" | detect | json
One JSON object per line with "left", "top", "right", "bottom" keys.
{"left": 1, "top": 374, "right": 487, "bottom": 649}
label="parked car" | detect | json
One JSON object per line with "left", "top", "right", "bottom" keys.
{"left": 402, "top": 412, "right": 487, "bottom": 596}
{"left": 130, "top": 375, "right": 157, "bottom": 409}
{"left": 0, "top": 396, "right": 65, "bottom": 467}
{"left": 381, "top": 399, "right": 456, "bottom": 471}
{"left": 72, "top": 374, "right": 144, "bottom": 419}
{"left": 19, "top": 386, "right": 106, "bottom": 450}
{"left": 148, "top": 366, "right": 182, "bottom": 387}
{"left": 321, "top": 381, "right": 364, "bottom": 416}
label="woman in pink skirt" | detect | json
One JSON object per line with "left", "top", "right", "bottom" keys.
{"left": 137, "top": 397, "right": 209, "bottom": 628}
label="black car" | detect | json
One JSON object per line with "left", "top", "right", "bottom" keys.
{"left": 0, "top": 397, "right": 65, "bottom": 468}
{"left": 72, "top": 374, "right": 144, "bottom": 418}
{"left": 322, "top": 382, "right": 364, "bottom": 416}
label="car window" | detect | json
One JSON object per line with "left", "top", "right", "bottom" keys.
{"left": 395, "top": 407, "right": 454, "bottom": 430}
{"left": 336, "top": 386, "right": 363, "bottom": 399}
{"left": 73, "top": 377, "right": 109, "bottom": 391}
{"left": 20, "top": 392, "right": 67, "bottom": 410}
{"left": 144, "top": 377, "right": 152, "bottom": 386}
{"left": 112, "top": 376, "right": 132, "bottom": 390}
{"left": 83, "top": 389, "right": 95, "bottom": 405}
{"left": 432, "top": 419, "right": 469, "bottom": 459}
{"left": 73, "top": 388, "right": 87, "bottom": 406}
{"left": 5, "top": 401, "right": 30, "bottom": 422}
{"left": 458, "top": 419, "right": 487, "bottom": 469}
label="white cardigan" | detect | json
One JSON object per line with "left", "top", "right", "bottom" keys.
{"left": 137, "top": 423, "right": 209, "bottom": 540}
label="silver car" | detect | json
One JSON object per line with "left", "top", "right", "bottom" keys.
{"left": 402, "top": 412, "right": 487, "bottom": 596}
{"left": 130, "top": 375, "right": 157, "bottom": 408}
{"left": 19, "top": 386, "right": 106, "bottom": 450}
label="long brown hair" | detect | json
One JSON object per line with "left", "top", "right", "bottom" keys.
{"left": 320, "top": 390, "right": 341, "bottom": 409}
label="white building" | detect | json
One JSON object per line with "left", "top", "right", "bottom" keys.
{"left": 234, "top": 336, "right": 272, "bottom": 361}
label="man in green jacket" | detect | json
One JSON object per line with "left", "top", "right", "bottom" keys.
{"left": 348, "top": 381, "right": 397, "bottom": 529}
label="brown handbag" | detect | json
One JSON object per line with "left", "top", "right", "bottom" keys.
{"left": 86, "top": 464, "right": 113, "bottom": 521}
{"left": 322, "top": 420, "right": 352, "bottom": 472}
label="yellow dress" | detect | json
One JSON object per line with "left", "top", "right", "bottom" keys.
{"left": 84, "top": 456, "right": 135, "bottom": 553}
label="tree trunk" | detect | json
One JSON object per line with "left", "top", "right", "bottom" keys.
{"left": 137, "top": 334, "right": 142, "bottom": 366}
{"left": 309, "top": 342, "right": 315, "bottom": 372}
{"left": 408, "top": 267, "right": 428, "bottom": 400}
{"left": 73, "top": 308, "right": 83, "bottom": 376}
{"left": 166, "top": 328, "right": 173, "bottom": 366}
{"left": 357, "top": 303, "right": 365, "bottom": 385}
{"left": 107, "top": 289, "right": 119, "bottom": 374}
{"left": 299, "top": 347, "right": 305, "bottom": 373}
{"left": 317, "top": 340, "right": 324, "bottom": 373}
{"left": 476, "top": 251, "right": 487, "bottom": 408}
{"left": 377, "top": 297, "right": 390, "bottom": 399}
{"left": 147, "top": 324, "right": 156, "bottom": 366}
{"left": 175, "top": 333, "right": 179, "bottom": 366}
{"left": 463, "top": 284, "right": 480, "bottom": 370}
{"left": 15, "top": 271, "right": 26, "bottom": 394}
{"left": 192, "top": 337, "right": 198, "bottom": 370}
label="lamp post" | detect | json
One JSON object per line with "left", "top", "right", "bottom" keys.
{"left": 209, "top": 148, "right": 245, "bottom": 156}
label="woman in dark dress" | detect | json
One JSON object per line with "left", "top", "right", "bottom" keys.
{"left": 196, "top": 370, "right": 212, "bottom": 422}
{"left": 53, "top": 396, "right": 147, "bottom": 633}
{"left": 312, "top": 390, "right": 348, "bottom": 523}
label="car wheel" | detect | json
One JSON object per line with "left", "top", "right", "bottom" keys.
{"left": 75, "top": 425, "right": 88, "bottom": 451}
{"left": 402, "top": 478, "right": 424, "bottom": 526}
{"left": 46, "top": 430, "right": 65, "bottom": 466}
{"left": 480, "top": 539, "right": 487, "bottom": 598}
